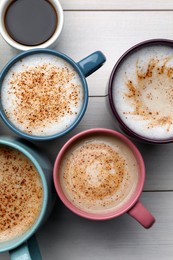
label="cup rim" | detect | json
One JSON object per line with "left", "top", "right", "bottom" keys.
{"left": 0, "top": 137, "right": 48, "bottom": 252}
{"left": 53, "top": 128, "right": 145, "bottom": 220}
{"left": 0, "top": 0, "right": 64, "bottom": 51}
{"left": 108, "top": 38, "right": 173, "bottom": 144}
{"left": 0, "top": 48, "right": 88, "bottom": 141}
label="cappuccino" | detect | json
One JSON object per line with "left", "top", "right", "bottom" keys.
{"left": 1, "top": 54, "right": 84, "bottom": 136}
{"left": 60, "top": 134, "right": 138, "bottom": 214}
{"left": 112, "top": 45, "right": 173, "bottom": 140}
{"left": 0, "top": 146, "right": 43, "bottom": 242}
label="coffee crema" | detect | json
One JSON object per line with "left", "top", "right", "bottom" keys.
{"left": 0, "top": 146, "right": 43, "bottom": 242}
{"left": 1, "top": 54, "right": 84, "bottom": 136}
{"left": 112, "top": 45, "right": 173, "bottom": 140}
{"left": 60, "top": 135, "right": 138, "bottom": 214}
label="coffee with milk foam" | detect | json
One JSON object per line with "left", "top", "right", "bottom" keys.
{"left": 112, "top": 45, "right": 173, "bottom": 140}
{"left": 60, "top": 134, "right": 138, "bottom": 214}
{"left": 0, "top": 146, "right": 43, "bottom": 242}
{"left": 1, "top": 54, "right": 84, "bottom": 136}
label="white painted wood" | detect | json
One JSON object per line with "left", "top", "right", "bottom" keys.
{"left": 0, "top": 97, "right": 173, "bottom": 191}
{"left": 0, "top": 4, "right": 173, "bottom": 260}
{"left": 1, "top": 192, "right": 173, "bottom": 260}
{"left": 57, "top": 11, "right": 173, "bottom": 96}
{"left": 61, "top": 0, "right": 173, "bottom": 10}
{"left": 2, "top": 11, "right": 173, "bottom": 96}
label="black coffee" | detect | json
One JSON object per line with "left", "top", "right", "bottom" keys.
{"left": 4, "top": 0, "right": 57, "bottom": 46}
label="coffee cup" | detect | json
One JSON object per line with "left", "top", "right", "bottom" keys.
{"left": 108, "top": 39, "right": 173, "bottom": 144}
{"left": 0, "top": 136, "right": 55, "bottom": 259}
{"left": 0, "top": 0, "right": 64, "bottom": 51}
{"left": 53, "top": 128, "right": 155, "bottom": 228}
{"left": 0, "top": 48, "right": 106, "bottom": 140}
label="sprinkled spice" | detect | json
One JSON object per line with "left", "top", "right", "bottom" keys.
{"left": 124, "top": 57, "right": 173, "bottom": 131}
{"left": 0, "top": 146, "right": 43, "bottom": 242}
{"left": 61, "top": 139, "right": 137, "bottom": 212}
{"left": 2, "top": 57, "right": 83, "bottom": 136}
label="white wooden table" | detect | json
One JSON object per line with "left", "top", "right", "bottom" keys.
{"left": 1, "top": 1, "right": 173, "bottom": 259}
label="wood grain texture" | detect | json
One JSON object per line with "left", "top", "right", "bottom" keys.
{"left": 2, "top": 192, "right": 173, "bottom": 260}
{"left": 37, "top": 191, "right": 173, "bottom": 260}
{"left": 0, "top": 3, "right": 173, "bottom": 260}
{"left": 0, "top": 97, "right": 173, "bottom": 191}
{"left": 2, "top": 11, "right": 173, "bottom": 96}
{"left": 61, "top": 0, "right": 173, "bottom": 10}
{"left": 58, "top": 11, "right": 173, "bottom": 96}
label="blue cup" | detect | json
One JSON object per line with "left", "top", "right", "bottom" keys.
{"left": 0, "top": 49, "right": 106, "bottom": 140}
{"left": 0, "top": 136, "right": 55, "bottom": 259}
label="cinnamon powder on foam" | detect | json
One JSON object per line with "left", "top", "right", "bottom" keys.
{"left": 0, "top": 147, "right": 43, "bottom": 242}
{"left": 4, "top": 62, "right": 81, "bottom": 135}
{"left": 61, "top": 140, "right": 137, "bottom": 213}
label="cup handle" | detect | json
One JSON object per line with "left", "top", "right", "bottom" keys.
{"left": 10, "top": 235, "right": 42, "bottom": 260}
{"left": 128, "top": 201, "right": 155, "bottom": 228}
{"left": 77, "top": 51, "right": 106, "bottom": 77}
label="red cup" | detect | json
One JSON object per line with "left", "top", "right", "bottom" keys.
{"left": 53, "top": 128, "right": 155, "bottom": 228}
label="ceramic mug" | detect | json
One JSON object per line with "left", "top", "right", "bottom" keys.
{"left": 0, "top": 136, "right": 55, "bottom": 259}
{"left": 0, "top": 48, "right": 106, "bottom": 141}
{"left": 53, "top": 128, "right": 155, "bottom": 228}
{"left": 0, "top": 0, "right": 64, "bottom": 51}
{"left": 108, "top": 39, "right": 173, "bottom": 144}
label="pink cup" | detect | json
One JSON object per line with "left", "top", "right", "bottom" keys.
{"left": 53, "top": 128, "right": 155, "bottom": 228}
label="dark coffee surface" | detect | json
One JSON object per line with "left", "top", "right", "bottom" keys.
{"left": 5, "top": 0, "right": 57, "bottom": 46}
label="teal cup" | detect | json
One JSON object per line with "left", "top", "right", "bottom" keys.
{"left": 0, "top": 136, "right": 55, "bottom": 259}
{"left": 0, "top": 49, "right": 106, "bottom": 141}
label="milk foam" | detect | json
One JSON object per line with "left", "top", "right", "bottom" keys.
{"left": 113, "top": 45, "right": 173, "bottom": 140}
{"left": 1, "top": 54, "right": 84, "bottom": 136}
{"left": 60, "top": 135, "right": 138, "bottom": 214}
{"left": 0, "top": 146, "right": 43, "bottom": 242}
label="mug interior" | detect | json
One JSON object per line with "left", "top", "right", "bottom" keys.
{"left": 0, "top": 49, "right": 88, "bottom": 140}
{"left": 0, "top": 137, "right": 48, "bottom": 252}
{"left": 53, "top": 128, "right": 145, "bottom": 220}
{"left": 0, "top": 0, "right": 64, "bottom": 50}
{"left": 108, "top": 39, "right": 173, "bottom": 144}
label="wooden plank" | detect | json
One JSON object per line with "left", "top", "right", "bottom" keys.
{"left": 1, "top": 97, "right": 173, "bottom": 191}
{"left": 1, "top": 11, "right": 173, "bottom": 96}
{"left": 61, "top": 0, "right": 173, "bottom": 10}
{"left": 57, "top": 11, "right": 173, "bottom": 96}
{"left": 0, "top": 4, "right": 172, "bottom": 260}
{"left": 2, "top": 192, "right": 172, "bottom": 260}
{"left": 38, "top": 192, "right": 173, "bottom": 260}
